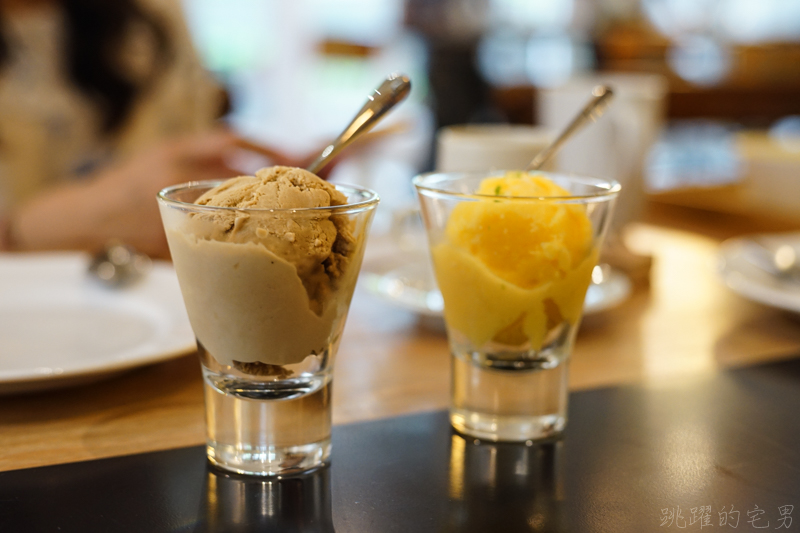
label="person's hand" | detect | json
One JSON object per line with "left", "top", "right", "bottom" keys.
{"left": 91, "top": 129, "right": 243, "bottom": 257}
{"left": 12, "top": 129, "right": 244, "bottom": 258}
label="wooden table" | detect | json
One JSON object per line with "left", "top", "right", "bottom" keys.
{"left": 2, "top": 202, "right": 799, "bottom": 473}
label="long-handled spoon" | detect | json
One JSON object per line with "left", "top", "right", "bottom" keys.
{"left": 525, "top": 85, "right": 614, "bottom": 171}
{"left": 306, "top": 73, "right": 412, "bottom": 174}
{"left": 89, "top": 74, "right": 411, "bottom": 287}
{"left": 524, "top": 85, "right": 616, "bottom": 290}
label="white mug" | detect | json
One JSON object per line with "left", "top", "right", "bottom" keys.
{"left": 538, "top": 73, "right": 668, "bottom": 231}
{"left": 435, "top": 124, "right": 555, "bottom": 172}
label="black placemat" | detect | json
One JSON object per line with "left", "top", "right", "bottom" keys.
{"left": 2, "top": 359, "right": 800, "bottom": 532}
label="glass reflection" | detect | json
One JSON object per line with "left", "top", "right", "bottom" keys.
{"left": 195, "top": 465, "right": 335, "bottom": 533}
{"left": 445, "top": 434, "right": 565, "bottom": 532}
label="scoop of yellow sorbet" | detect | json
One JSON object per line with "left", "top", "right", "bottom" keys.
{"left": 432, "top": 172, "right": 597, "bottom": 349}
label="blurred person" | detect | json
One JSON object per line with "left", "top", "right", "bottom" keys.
{"left": 0, "top": 0, "right": 263, "bottom": 258}
{"left": 405, "top": 0, "right": 499, "bottom": 129}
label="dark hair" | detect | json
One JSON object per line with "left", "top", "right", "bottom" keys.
{"left": 0, "top": 0, "right": 172, "bottom": 134}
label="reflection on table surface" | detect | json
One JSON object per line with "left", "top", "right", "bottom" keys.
{"left": 445, "top": 436, "right": 565, "bottom": 532}
{"left": 197, "top": 466, "right": 335, "bottom": 533}
{"left": 195, "top": 436, "right": 566, "bottom": 533}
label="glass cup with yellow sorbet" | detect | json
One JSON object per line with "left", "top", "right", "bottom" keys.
{"left": 414, "top": 171, "right": 619, "bottom": 442}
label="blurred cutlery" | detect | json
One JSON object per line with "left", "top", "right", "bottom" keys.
{"left": 88, "top": 241, "right": 152, "bottom": 288}
{"left": 745, "top": 237, "right": 800, "bottom": 283}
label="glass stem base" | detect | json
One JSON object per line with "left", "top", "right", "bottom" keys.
{"left": 202, "top": 366, "right": 332, "bottom": 477}
{"left": 450, "top": 409, "right": 566, "bottom": 442}
{"left": 451, "top": 350, "right": 569, "bottom": 442}
{"left": 207, "top": 439, "right": 331, "bottom": 477}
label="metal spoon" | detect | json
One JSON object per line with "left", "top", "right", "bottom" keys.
{"left": 525, "top": 86, "right": 616, "bottom": 292}
{"left": 87, "top": 74, "right": 411, "bottom": 286}
{"left": 88, "top": 241, "right": 152, "bottom": 288}
{"left": 745, "top": 238, "right": 800, "bottom": 283}
{"left": 306, "top": 73, "right": 411, "bottom": 174}
{"left": 525, "top": 85, "right": 614, "bottom": 171}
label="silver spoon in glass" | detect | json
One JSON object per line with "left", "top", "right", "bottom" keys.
{"left": 524, "top": 85, "right": 616, "bottom": 288}
{"left": 525, "top": 85, "right": 614, "bottom": 171}
{"left": 306, "top": 73, "right": 411, "bottom": 174}
{"left": 89, "top": 74, "right": 412, "bottom": 287}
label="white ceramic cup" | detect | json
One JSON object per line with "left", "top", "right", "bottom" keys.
{"left": 538, "top": 73, "right": 668, "bottom": 231}
{"left": 435, "top": 124, "right": 555, "bottom": 173}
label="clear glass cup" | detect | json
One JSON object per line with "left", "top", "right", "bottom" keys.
{"left": 157, "top": 181, "right": 379, "bottom": 476}
{"left": 414, "top": 171, "right": 619, "bottom": 442}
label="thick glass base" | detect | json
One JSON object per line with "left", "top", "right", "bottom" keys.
{"left": 450, "top": 409, "right": 565, "bottom": 442}
{"left": 207, "top": 439, "right": 331, "bottom": 477}
{"left": 450, "top": 344, "right": 569, "bottom": 443}
{"left": 202, "top": 357, "right": 332, "bottom": 477}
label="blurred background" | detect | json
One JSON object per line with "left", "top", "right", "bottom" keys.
{"left": 4, "top": 0, "right": 800, "bottom": 496}
{"left": 183, "top": 0, "right": 800, "bottom": 229}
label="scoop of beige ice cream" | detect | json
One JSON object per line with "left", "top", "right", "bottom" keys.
{"left": 196, "top": 166, "right": 346, "bottom": 209}
{"left": 163, "top": 166, "right": 364, "bottom": 370}
{"left": 191, "top": 166, "right": 354, "bottom": 314}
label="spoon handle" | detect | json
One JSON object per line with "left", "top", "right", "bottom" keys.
{"left": 306, "top": 74, "right": 412, "bottom": 175}
{"left": 525, "top": 85, "right": 614, "bottom": 171}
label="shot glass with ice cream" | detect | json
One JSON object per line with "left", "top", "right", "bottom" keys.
{"left": 414, "top": 171, "right": 618, "bottom": 441}
{"left": 158, "top": 166, "right": 378, "bottom": 476}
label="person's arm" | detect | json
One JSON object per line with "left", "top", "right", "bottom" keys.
{"left": 8, "top": 129, "right": 244, "bottom": 258}
{"left": 11, "top": 178, "right": 142, "bottom": 254}
{"left": 0, "top": 214, "right": 17, "bottom": 251}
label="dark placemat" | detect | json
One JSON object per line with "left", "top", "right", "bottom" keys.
{"left": 2, "top": 358, "right": 800, "bottom": 532}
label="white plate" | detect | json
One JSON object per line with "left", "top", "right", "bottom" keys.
{"left": 361, "top": 251, "right": 632, "bottom": 318}
{"left": 0, "top": 252, "right": 195, "bottom": 394}
{"left": 718, "top": 233, "right": 800, "bottom": 314}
